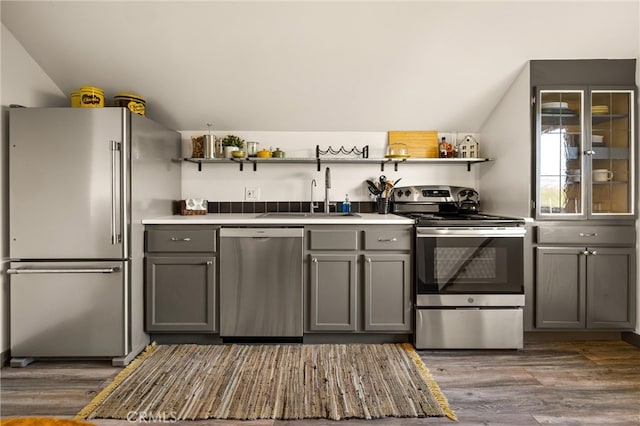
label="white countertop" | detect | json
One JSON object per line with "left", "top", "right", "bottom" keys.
{"left": 142, "top": 213, "right": 415, "bottom": 225}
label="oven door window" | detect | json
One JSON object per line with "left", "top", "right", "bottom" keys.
{"left": 416, "top": 236, "right": 523, "bottom": 294}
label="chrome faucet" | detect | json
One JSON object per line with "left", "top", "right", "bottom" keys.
{"left": 324, "top": 167, "right": 331, "bottom": 213}
{"left": 310, "top": 179, "right": 318, "bottom": 213}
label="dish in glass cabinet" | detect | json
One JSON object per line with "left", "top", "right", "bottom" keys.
{"left": 542, "top": 102, "right": 568, "bottom": 109}
{"left": 592, "top": 105, "right": 609, "bottom": 115}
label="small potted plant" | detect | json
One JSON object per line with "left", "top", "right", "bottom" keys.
{"left": 221, "top": 135, "right": 245, "bottom": 158}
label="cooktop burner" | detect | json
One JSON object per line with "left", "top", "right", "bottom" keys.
{"left": 391, "top": 185, "right": 525, "bottom": 227}
{"left": 407, "top": 212, "right": 525, "bottom": 227}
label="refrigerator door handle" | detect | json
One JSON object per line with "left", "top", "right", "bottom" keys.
{"left": 7, "top": 267, "right": 121, "bottom": 274}
{"left": 110, "top": 140, "right": 121, "bottom": 245}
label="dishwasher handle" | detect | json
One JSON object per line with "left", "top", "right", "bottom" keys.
{"left": 220, "top": 228, "right": 304, "bottom": 238}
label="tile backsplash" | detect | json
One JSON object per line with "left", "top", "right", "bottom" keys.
{"left": 206, "top": 201, "right": 377, "bottom": 214}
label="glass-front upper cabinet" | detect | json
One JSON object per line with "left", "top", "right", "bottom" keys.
{"left": 535, "top": 87, "right": 635, "bottom": 219}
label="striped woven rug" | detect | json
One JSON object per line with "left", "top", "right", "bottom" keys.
{"left": 76, "top": 343, "right": 455, "bottom": 421}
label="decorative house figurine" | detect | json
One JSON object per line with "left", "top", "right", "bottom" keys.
{"left": 458, "top": 135, "right": 479, "bottom": 158}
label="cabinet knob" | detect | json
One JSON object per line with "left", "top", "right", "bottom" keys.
{"left": 312, "top": 258, "right": 318, "bottom": 263}
{"left": 366, "top": 258, "right": 372, "bottom": 263}
{"left": 206, "top": 260, "right": 213, "bottom": 265}
{"left": 582, "top": 250, "right": 590, "bottom": 256}
{"left": 590, "top": 250, "right": 598, "bottom": 256}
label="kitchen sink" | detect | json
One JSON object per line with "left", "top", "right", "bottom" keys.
{"left": 259, "top": 212, "right": 361, "bottom": 218}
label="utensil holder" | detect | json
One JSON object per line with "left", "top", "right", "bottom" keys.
{"left": 377, "top": 197, "right": 390, "bottom": 214}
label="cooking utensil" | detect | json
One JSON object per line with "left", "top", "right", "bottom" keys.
{"left": 367, "top": 185, "right": 380, "bottom": 196}
{"left": 385, "top": 180, "right": 394, "bottom": 197}
{"left": 256, "top": 149, "right": 272, "bottom": 158}
{"left": 379, "top": 175, "right": 387, "bottom": 191}
{"left": 366, "top": 179, "right": 381, "bottom": 195}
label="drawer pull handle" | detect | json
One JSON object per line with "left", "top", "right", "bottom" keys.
{"left": 377, "top": 237, "right": 398, "bottom": 242}
{"left": 170, "top": 237, "right": 191, "bottom": 242}
{"left": 579, "top": 233, "right": 597, "bottom": 237}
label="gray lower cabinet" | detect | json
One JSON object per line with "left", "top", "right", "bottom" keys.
{"left": 309, "top": 254, "right": 358, "bottom": 331}
{"left": 145, "top": 256, "right": 216, "bottom": 331}
{"left": 535, "top": 246, "right": 634, "bottom": 329}
{"left": 144, "top": 226, "right": 218, "bottom": 332}
{"left": 306, "top": 225, "right": 412, "bottom": 333}
{"left": 363, "top": 254, "right": 411, "bottom": 331}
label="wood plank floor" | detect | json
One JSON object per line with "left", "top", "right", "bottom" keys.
{"left": 1, "top": 341, "right": 639, "bottom": 425}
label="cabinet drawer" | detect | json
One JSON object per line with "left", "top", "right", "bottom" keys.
{"left": 364, "top": 229, "right": 411, "bottom": 250}
{"left": 308, "top": 230, "right": 358, "bottom": 250}
{"left": 537, "top": 226, "right": 635, "bottom": 245}
{"left": 146, "top": 229, "right": 216, "bottom": 252}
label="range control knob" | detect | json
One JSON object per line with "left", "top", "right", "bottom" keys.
{"left": 405, "top": 190, "right": 411, "bottom": 196}
{"left": 396, "top": 190, "right": 403, "bottom": 197}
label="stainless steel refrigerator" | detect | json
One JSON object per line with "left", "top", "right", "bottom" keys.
{"left": 8, "top": 107, "right": 181, "bottom": 366}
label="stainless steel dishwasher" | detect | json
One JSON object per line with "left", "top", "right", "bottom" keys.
{"left": 219, "top": 227, "right": 303, "bottom": 339}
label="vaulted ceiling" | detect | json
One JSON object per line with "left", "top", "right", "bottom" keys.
{"left": 2, "top": 1, "right": 638, "bottom": 132}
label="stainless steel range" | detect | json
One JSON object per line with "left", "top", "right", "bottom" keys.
{"left": 392, "top": 185, "right": 526, "bottom": 349}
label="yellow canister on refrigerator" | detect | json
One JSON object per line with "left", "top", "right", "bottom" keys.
{"left": 70, "top": 90, "right": 81, "bottom": 107}
{"left": 113, "top": 92, "right": 146, "bottom": 116}
{"left": 79, "top": 86, "right": 104, "bottom": 108}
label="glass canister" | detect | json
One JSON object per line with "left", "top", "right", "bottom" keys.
{"left": 191, "top": 136, "right": 204, "bottom": 158}
{"left": 79, "top": 86, "right": 104, "bottom": 108}
{"left": 246, "top": 141, "right": 259, "bottom": 157}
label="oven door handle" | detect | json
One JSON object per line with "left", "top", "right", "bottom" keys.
{"left": 416, "top": 228, "right": 526, "bottom": 238}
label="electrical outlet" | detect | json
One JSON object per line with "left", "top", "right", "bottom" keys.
{"left": 245, "top": 187, "right": 260, "bottom": 201}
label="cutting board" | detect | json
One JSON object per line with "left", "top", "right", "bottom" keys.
{"left": 388, "top": 131, "right": 439, "bottom": 158}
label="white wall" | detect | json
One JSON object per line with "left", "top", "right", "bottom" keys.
{"left": 0, "top": 24, "right": 67, "bottom": 355}
{"left": 478, "top": 63, "right": 531, "bottom": 217}
{"left": 180, "top": 131, "right": 481, "bottom": 203}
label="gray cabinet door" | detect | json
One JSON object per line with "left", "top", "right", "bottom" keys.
{"left": 308, "top": 254, "right": 358, "bottom": 331}
{"left": 587, "top": 247, "right": 635, "bottom": 329}
{"left": 535, "top": 247, "right": 586, "bottom": 328}
{"left": 145, "top": 256, "right": 216, "bottom": 332}
{"left": 362, "top": 254, "right": 412, "bottom": 332}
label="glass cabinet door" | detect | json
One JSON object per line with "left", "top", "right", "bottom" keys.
{"left": 537, "top": 90, "right": 584, "bottom": 217}
{"left": 590, "top": 90, "right": 634, "bottom": 216}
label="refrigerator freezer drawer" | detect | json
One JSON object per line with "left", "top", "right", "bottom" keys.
{"left": 415, "top": 308, "right": 523, "bottom": 349}
{"left": 9, "top": 261, "right": 127, "bottom": 358}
